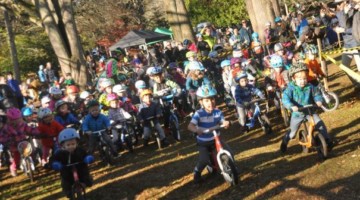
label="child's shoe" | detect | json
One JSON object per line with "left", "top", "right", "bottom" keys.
{"left": 280, "top": 137, "right": 288, "bottom": 153}
{"left": 193, "top": 171, "right": 202, "bottom": 184}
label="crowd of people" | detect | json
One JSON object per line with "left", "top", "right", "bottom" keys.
{"left": 0, "top": 0, "right": 359, "bottom": 198}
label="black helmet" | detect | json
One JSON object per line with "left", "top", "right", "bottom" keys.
{"left": 289, "top": 63, "right": 308, "bottom": 77}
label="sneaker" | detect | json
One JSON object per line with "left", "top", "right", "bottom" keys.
{"left": 10, "top": 169, "right": 17, "bottom": 177}
{"left": 193, "top": 171, "right": 202, "bottom": 184}
{"left": 326, "top": 139, "right": 335, "bottom": 152}
{"left": 280, "top": 138, "right": 288, "bottom": 153}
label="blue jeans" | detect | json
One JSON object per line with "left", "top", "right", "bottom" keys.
{"left": 143, "top": 121, "right": 166, "bottom": 140}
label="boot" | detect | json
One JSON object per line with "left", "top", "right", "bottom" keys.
{"left": 280, "top": 137, "right": 289, "bottom": 153}
{"left": 326, "top": 139, "right": 335, "bottom": 152}
{"left": 193, "top": 171, "right": 202, "bottom": 184}
{"left": 143, "top": 139, "right": 149, "bottom": 147}
{"left": 161, "top": 138, "right": 170, "bottom": 148}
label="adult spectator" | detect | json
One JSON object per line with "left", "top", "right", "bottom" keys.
{"left": 6, "top": 71, "right": 24, "bottom": 109}
{"left": 0, "top": 73, "right": 18, "bottom": 110}
{"left": 38, "top": 65, "right": 47, "bottom": 83}
{"left": 200, "top": 26, "right": 217, "bottom": 50}
{"left": 164, "top": 41, "right": 179, "bottom": 63}
{"left": 44, "top": 62, "right": 57, "bottom": 85}
{"left": 296, "top": 11, "right": 309, "bottom": 38}
{"left": 229, "top": 27, "right": 242, "bottom": 49}
{"left": 196, "top": 34, "right": 211, "bottom": 57}
{"left": 334, "top": 0, "right": 360, "bottom": 89}
{"left": 239, "top": 20, "right": 251, "bottom": 46}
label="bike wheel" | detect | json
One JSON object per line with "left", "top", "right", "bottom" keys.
{"left": 322, "top": 91, "right": 339, "bottom": 111}
{"left": 71, "top": 182, "right": 86, "bottom": 200}
{"left": 299, "top": 130, "right": 309, "bottom": 153}
{"left": 103, "top": 146, "right": 115, "bottom": 165}
{"left": 280, "top": 104, "right": 290, "bottom": 127}
{"left": 169, "top": 115, "right": 181, "bottom": 141}
{"left": 25, "top": 158, "right": 34, "bottom": 182}
{"left": 219, "top": 154, "right": 238, "bottom": 185}
{"left": 314, "top": 133, "right": 328, "bottom": 159}
{"left": 259, "top": 115, "right": 272, "bottom": 134}
{"left": 127, "top": 126, "right": 138, "bottom": 145}
{"left": 123, "top": 133, "right": 134, "bottom": 152}
{"left": 155, "top": 133, "right": 162, "bottom": 149}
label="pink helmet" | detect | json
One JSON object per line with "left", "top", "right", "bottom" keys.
{"left": 6, "top": 107, "right": 22, "bottom": 120}
{"left": 107, "top": 93, "right": 118, "bottom": 102}
{"left": 230, "top": 57, "right": 241, "bottom": 68}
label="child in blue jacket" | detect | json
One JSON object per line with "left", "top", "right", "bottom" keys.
{"left": 280, "top": 63, "right": 334, "bottom": 152}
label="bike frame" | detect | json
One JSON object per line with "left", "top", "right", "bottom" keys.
{"left": 298, "top": 111, "right": 316, "bottom": 148}
{"left": 211, "top": 130, "right": 234, "bottom": 174}
{"left": 246, "top": 102, "right": 261, "bottom": 128}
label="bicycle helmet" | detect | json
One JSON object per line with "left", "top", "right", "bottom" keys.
{"left": 58, "top": 128, "right": 80, "bottom": 144}
{"left": 66, "top": 85, "right": 79, "bottom": 94}
{"left": 101, "top": 79, "right": 114, "bottom": 88}
{"left": 275, "top": 17, "right": 282, "bottom": 23}
{"left": 208, "top": 51, "right": 218, "bottom": 58}
{"left": 270, "top": 55, "right": 284, "bottom": 68}
{"left": 251, "top": 32, "right": 259, "bottom": 40}
{"left": 55, "top": 100, "right": 68, "bottom": 110}
{"left": 86, "top": 99, "right": 100, "bottom": 109}
{"left": 140, "top": 89, "right": 153, "bottom": 99}
{"left": 235, "top": 72, "right": 248, "bottom": 82}
{"left": 80, "top": 91, "right": 91, "bottom": 100}
{"left": 113, "top": 84, "right": 126, "bottom": 93}
{"left": 117, "top": 73, "right": 128, "bottom": 82}
{"left": 37, "top": 107, "right": 52, "bottom": 119}
{"left": 149, "top": 66, "right": 162, "bottom": 76}
{"left": 304, "top": 44, "right": 318, "bottom": 55}
{"left": 196, "top": 33, "right": 202, "bottom": 38}
{"left": 168, "top": 62, "right": 177, "bottom": 69}
{"left": 107, "top": 93, "right": 118, "bottom": 102}
{"left": 49, "top": 86, "right": 62, "bottom": 95}
{"left": 135, "top": 80, "right": 146, "bottom": 89}
{"left": 6, "top": 107, "right": 22, "bottom": 120}
{"left": 274, "top": 43, "right": 283, "bottom": 52}
{"left": 146, "top": 67, "right": 155, "bottom": 75}
{"left": 230, "top": 57, "right": 241, "bottom": 67}
{"left": 21, "top": 107, "right": 33, "bottom": 117}
{"left": 188, "top": 61, "right": 205, "bottom": 71}
{"left": 221, "top": 60, "right": 231, "bottom": 68}
{"left": 41, "top": 96, "right": 51, "bottom": 105}
{"left": 232, "top": 49, "right": 243, "bottom": 58}
{"left": 289, "top": 62, "right": 309, "bottom": 77}
{"left": 265, "top": 21, "right": 271, "bottom": 27}
{"left": 183, "top": 39, "right": 190, "bottom": 46}
{"left": 186, "top": 51, "right": 197, "bottom": 58}
{"left": 196, "top": 84, "right": 217, "bottom": 99}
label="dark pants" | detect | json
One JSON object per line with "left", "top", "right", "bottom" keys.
{"left": 61, "top": 165, "right": 92, "bottom": 197}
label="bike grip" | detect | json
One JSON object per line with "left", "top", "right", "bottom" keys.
{"left": 84, "top": 155, "right": 94, "bottom": 164}
{"left": 52, "top": 161, "right": 63, "bottom": 171}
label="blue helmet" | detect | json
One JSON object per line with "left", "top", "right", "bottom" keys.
{"left": 58, "top": 128, "right": 80, "bottom": 144}
{"left": 220, "top": 60, "right": 231, "bottom": 68}
{"left": 135, "top": 80, "right": 146, "bottom": 89}
{"left": 196, "top": 84, "right": 217, "bottom": 99}
{"left": 208, "top": 51, "right": 218, "bottom": 58}
{"left": 251, "top": 32, "right": 259, "bottom": 40}
{"left": 275, "top": 17, "right": 282, "bottom": 23}
{"left": 183, "top": 39, "right": 190, "bottom": 46}
{"left": 235, "top": 72, "right": 248, "bottom": 82}
{"left": 148, "top": 66, "right": 162, "bottom": 76}
{"left": 188, "top": 61, "right": 205, "bottom": 71}
{"left": 270, "top": 55, "right": 284, "bottom": 68}
{"left": 21, "top": 107, "right": 33, "bottom": 117}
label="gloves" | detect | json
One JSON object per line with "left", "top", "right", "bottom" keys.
{"left": 52, "top": 161, "right": 63, "bottom": 171}
{"left": 84, "top": 155, "right": 94, "bottom": 164}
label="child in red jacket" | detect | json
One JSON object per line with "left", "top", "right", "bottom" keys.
{"left": 37, "top": 107, "right": 64, "bottom": 166}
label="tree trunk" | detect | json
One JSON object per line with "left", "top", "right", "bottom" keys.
{"left": 271, "top": 0, "right": 281, "bottom": 18}
{"left": 245, "top": 0, "right": 275, "bottom": 44}
{"left": 3, "top": 8, "right": 20, "bottom": 81}
{"left": 36, "top": 0, "right": 88, "bottom": 88}
{"left": 165, "top": 0, "right": 194, "bottom": 42}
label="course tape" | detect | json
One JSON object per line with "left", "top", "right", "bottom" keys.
{"left": 321, "top": 46, "right": 360, "bottom": 55}
{"left": 322, "top": 54, "right": 360, "bottom": 83}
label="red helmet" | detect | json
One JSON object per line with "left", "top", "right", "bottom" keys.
{"left": 66, "top": 85, "right": 79, "bottom": 94}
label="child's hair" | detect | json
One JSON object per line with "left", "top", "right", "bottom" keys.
{"left": 188, "top": 70, "right": 204, "bottom": 81}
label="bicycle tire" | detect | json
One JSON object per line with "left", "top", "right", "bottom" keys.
{"left": 219, "top": 154, "right": 238, "bottom": 185}
{"left": 280, "top": 104, "right": 290, "bottom": 127}
{"left": 169, "top": 115, "right": 181, "bottom": 141}
{"left": 314, "top": 133, "right": 328, "bottom": 159}
{"left": 321, "top": 91, "right": 339, "bottom": 112}
{"left": 127, "top": 125, "right": 138, "bottom": 145}
{"left": 25, "top": 158, "right": 34, "bottom": 182}
{"left": 71, "top": 182, "right": 86, "bottom": 200}
{"left": 123, "top": 132, "right": 134, "bottom": 152}
{"left": 299, "top": 130, "right": 309, "bottom": 153}
{"left": 155, "top": 133, "right": 162, "bottom": 149}
{"left": 259, "top": 114, "right": 272, "bottom": 134}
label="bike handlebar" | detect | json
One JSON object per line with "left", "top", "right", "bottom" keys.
{"left": 92, "top": 129, "right": 107, "bottom": 135}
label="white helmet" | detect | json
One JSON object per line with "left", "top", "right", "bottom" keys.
{"left": 41, "top": 96, "right": 51, "bottom": 105}
{"left": 232, "top": 49, "right": 243, "bottom": 58}
{"left": 80, "top": 91, "right": 91, "bottom": 99}
{"left": 38, "top": 107, "right": 52, "bottom": 119}
{"left": 113, "top": 84, "right": 126, "bottom": 93}
{"left": 135, "top": 80, "right": 146, "bottom": 89}
{"left": 49, "top": 86, "right": 62, "bottom": 95}
{"left": 274, "top": 43, "right": 283, "bottom": 52}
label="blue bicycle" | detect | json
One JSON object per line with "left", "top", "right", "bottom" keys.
{"left": 245, "top": 99, "right": 272, "bottom": 135}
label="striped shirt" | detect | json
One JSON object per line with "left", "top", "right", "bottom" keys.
{"left": 190, "top": 108, "right": 224, "bottom": 143}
